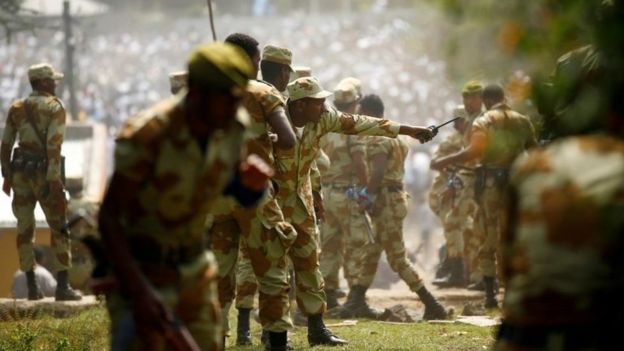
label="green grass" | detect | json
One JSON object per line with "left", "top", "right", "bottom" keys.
{"left": 0, "top": 305, "right": 109, "bottom": 351}
{"left": 226, "top": 317, "right": 495, "bottom": 351}
{"left": 0, "top": 304, "right": 496, "bottom": 350}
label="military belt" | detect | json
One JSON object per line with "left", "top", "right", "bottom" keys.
{"left": 11, "top": 147, "right": 47, "bottom": 173}
{"left": 129, "top": 236, "right": 206, "bottom": 267}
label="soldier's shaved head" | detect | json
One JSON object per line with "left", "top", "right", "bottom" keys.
{"left": 482, "top": 84, "right": 505, "bottom": 109}
{"left": 225, "top": 33, "right": 260, "bottom": 78}
{"left": 358, "top": 94, "right": 384, "bottom": 118}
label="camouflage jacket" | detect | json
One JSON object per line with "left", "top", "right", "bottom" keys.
{"left": 210, "top": 79, "right": 287, "bottom": 229}
{"left": 321, "top": 133, "right": 367, "bottom": 186}
{"left": 503, "top": 135, "right": 624, "bottom": 325}
{"left": 471, "top": 103, "right": 537, "bottom": 168}
{"left": 275, "top": 105, "right": 400, "bottom": 216}
{"left": 1, "top": 91, "right": 66, "bottom": 181}
{"left": 367, "top": 134, "right": 409, "bottom": 188}
{"left": 242, "top": 80, "right": 286, "bottom": 165}
{"left": 113, "top": 95, "right": 248, "bottom": 246}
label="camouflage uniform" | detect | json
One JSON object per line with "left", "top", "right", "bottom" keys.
{"left": 266, "top": 78, "right": 401, "bottom": 328}
{"left": 344, "top": 136, "right": 426, "bottom": 292}
{"left": 470, "top": 102, "right": 536, "bottom": 306}
{"left": 0, "top": 86, "right": 70, "bottom": 274}
{"left": 319, "top": 133, "right": 371, "bottom": 290}
{"left": 104, "top": 43, "right": 254, "bottom": 350}
{"left": 209, "top": 78, "right": 295, "bottom": 333}
{"left": 495, "top": 135, "right": 624, "bottom": 350}
{"left": 319, "top": 78, "right": 369, "bottom": 294}
{"left": 429, "top": 132, "right": 465, "bottom": 259}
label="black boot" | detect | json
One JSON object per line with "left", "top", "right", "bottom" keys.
{"left": 326, "top": 289, "right": 340, "bottom": 309}
{"left": 432, "top": 257, "right": 467, "bottom": 288}
{"left": 26, "top": 270, "right": 44, "bottom": 300}
{"left": 307, "top": 314, "right": 348, "bottom": 346}
{"left": 484, "top": 276, "right": 499, "bottom": 308}
{"left": 236, "top": 308, "right": 252, "bottom": 346}
{"left": 339, "top": 285, "right": 382, "bottom": 319}
{"left": 55, "top": 270, "right": 82, "bottom": 301}
{"left": 265, "top": 331, "right": 293, "bottom": 351}
{"left": 416, "top": 286, "right": 448, "bottom": 320}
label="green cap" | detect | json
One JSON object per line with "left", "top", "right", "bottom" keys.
{"left": 287, "top": 76, "right": 333, "bottom": 101}
{"left": 462, "top": 80, "right": 483, "bottom": 95}
{"left": 187, "top": 42, "right": 253, "bottom": 95}
{"left": 262, "top": 44, "right": 294, "bottom": 71}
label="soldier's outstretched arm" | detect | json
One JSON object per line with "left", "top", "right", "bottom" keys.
{"left": 398, "top": 125, "right": 437, "bottom": 144}
{"left": 266, "top": 108, "right": 296, "bottom": 149}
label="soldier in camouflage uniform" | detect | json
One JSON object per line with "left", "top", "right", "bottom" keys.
{"left": 495, "top": 42, "right": 624, "bottom": 350}
{"left": 97, "top": 43, "right": 269, "bottom": 350}
{"left": 205, "top": 34, "right": 298, "bottom": 349}
{"left": 265, "top": 77, "right": 436, "bottom": 346}
{"left": 429, "top": 106, "right": 469, "bottom": 288}
{"left": 0, "top": 63, "right": 82, "bottom": 301}
{"left": 432, "top": 84, "right": 537, "bottom": 308}
{"left": 340, "top": 94, "right": 448, "bottom": 320}
{"left": 318, "top": 77, "right": 370, "bottom": 309}
{"left": 432, "top": 81, "right": 486, "bottom": 289}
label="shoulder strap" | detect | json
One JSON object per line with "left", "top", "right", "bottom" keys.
{"left": 23, "top": 100, "right": 48, "bottom": 153}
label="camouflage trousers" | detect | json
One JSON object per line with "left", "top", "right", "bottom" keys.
{"left": 475, "top": 179, "right": 508, "bottom": 278}
{"left": 319, "top": 186, "right": 372, "bottom": 290}
{"left": 210, "top": 193, "right": 296, "bottom": 333}
{"left": 106, "top": 252, "right": 222, "bottom": 351}
{"left": 279, "top": 200, "right": 327, "bottom": 314}
{"left": 444, "top": 180, "right": 484, "bottom": 282}
{"left": 349, "top": 189, "right": 425, "bottom": 291}
{"left": 11, "top": 171, "right": 71, "bottom": 272}
{"left": 235, "top": 247, "right": 258, "bottom": 310}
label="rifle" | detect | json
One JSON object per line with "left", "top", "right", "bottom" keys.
{"left": 69, "top": 213, "right": 202, "bottom": 351}
{"left": 345, "top": 187, "right": 376, "bottom": 244}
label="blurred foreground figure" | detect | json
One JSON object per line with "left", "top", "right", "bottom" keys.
{"left": 169, "top": 71, "right": 188, "bottom": 95}
{"left": 0, "top": 63, "right": 82, "bottom": 301}
{"left": 98, "top": 43, "right": 270, "bottom": 350}
{"left": 495, "top": 42, "right": 624, "bottom": 350}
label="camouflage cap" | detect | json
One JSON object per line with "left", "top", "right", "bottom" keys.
{"left": 169, "top": 71, "right": 188, "bottom": 91}
{"left": 333, "top": 77, "right": 362, "bottom": 104}
{"left": 28, "top": 63, "right": 63, "bottom": 81}
{"left": 187, "top": 42, "right": 253, "bottom": 96}
{"left": 462, "top": 80, "right": 483, "bottom": 95}
{"left": 262, "top": 45, "right": 293, "bottom": 71}
{"left": 452, "top": 105, "right": 468, "bottom": 119}
{"left": 287, "top": 76, "right": 333, "bottom": 101}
